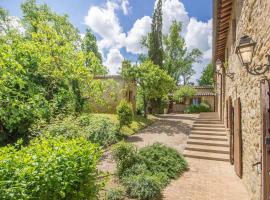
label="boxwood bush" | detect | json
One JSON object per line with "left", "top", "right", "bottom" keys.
{"left": 31, "top": 114, "right": 122, "bottom": 147}
{"left": 112, "top": 142, "right": 188, "bottom": 200}
{"left": 0, "top": 136, "right": 102, "bottom": 200}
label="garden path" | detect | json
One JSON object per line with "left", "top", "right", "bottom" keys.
{"left": 98, "top": 113, "right": 250, "bottom": 200}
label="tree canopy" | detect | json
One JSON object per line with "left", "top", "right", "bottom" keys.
{"left": 198, "top": 63, "right": 214, "bottom": 86}
{"left": 163, "top": 21, "right": 202, "bottom": 84}
{"left": 148, "top": 0, "right": 163, "bottom": 68}
{"left": 0, "top": 1, "right": 106, "bottom": 141}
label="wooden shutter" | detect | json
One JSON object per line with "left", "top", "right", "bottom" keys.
{"left": 228, "top": 97, "right": 234, "bottom": 165}
{"left": 260, "top": 79, "right": 270, "bottom": 200}
{"left": 234, "top": 97, "right": 242, "bottom": 178}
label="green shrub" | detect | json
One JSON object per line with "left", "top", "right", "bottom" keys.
{"left": 112, "top": 142, "right": 140, "bottom": 177}
{"left": 116, "top": 100, "right": 133, "bottom": 128}
{"left": 139, "top": 143, "right": 188, "bottom": 179}
{"left": 184, "top": 103, "right": 211, "bottom": 113}
{"left": 124, "top": 174, "right": 162, "bottom": 200}
{"left": 112, "top": 142, "right": 188, "bottom": 200}
{"left": 31, "top": 114, "right": 122, "bottom": 147}
{"left": 0, "top": 137, "right": 102, "bottom": 200}
{"left": 106, "top": 188, "right": 125, "bottom": 200}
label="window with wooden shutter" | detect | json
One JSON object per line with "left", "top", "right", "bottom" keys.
{"left": 228, "top": 97, "right": 234, "bottom": 165}
{"left": 234, "top": 97, "right": 242, "bottom": 178}
{"left": 260, "top": 79, "right": 270, "bottom": 200}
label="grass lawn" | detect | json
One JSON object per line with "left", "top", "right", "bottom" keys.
{"left": 92, "top": 114, "right": 157, "bottom": 135}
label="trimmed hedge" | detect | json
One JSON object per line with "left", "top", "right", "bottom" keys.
{"left": 0, "top": 137, "right": 102, "bottom": 200}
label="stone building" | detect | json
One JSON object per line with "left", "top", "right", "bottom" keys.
{"left": 172, "top": 86, "right": 215, "bottom": 113}
{"left": 213, "top": 0, "right": 270, "bottom": 199}
{"left": 91, "top": 75, "right": 136, "bottom": 113}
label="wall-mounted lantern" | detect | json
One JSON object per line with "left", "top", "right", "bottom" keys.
{"left": 215, "top": 59, "right": 235, "bottom": 80}
{"left": 236, "top": 35, "right": 270, "bottom": 75}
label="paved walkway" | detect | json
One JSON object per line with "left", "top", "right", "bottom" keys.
{"left": 98, "top": 113, "right": 250, "bottom": 200}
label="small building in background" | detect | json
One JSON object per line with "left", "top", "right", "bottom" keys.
{"left": 91, "top": 75, "right": 136, "bottom": 113}
{"left": 172, "top": 85, "right": 215, "bottom": 113}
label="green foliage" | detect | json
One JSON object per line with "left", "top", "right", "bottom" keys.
{"left": 198, "top": 63, "right": 214, "bottom": 86}
{"left": 31, "top": 114, "right": 122, "bottom": 147}
{"left": 122, "top": 60, "right": 174, "bottom": 117}
{"left": 148, "top": 0, "right": 163, "bottom": 68}
{"left": 82, "top": 28, "right": 103, "bottom": 62}
{"left": 124, "top": 174, "right": 162, "bottom": 200}
{"left": 184, "top": 102, "right": 211, "bottom": 113}
{"left": 0, "top": 1, "right": 107, "bottom": 142}
{"left": 112, "top": 142, "right": 188, "bottom": 200}
{"left": 163, "top": 21, "right": 202, "bottom": 84}
{"left": 106, "top": 188, "right": 125, "bottom": 200}
{"left": 173, "top": 86, "right": 196, "bottom": 102}
{"left": 116, "top": 100, "right": 133, "bottom": 128}
{"left": 139, "top": 143, "right": 188, "bottom": 179}
{"left": 112, "top": 142, "right": 139, "bottom": 176}
{"left": 0, "top": 136, "right": 102, "bottom": 199}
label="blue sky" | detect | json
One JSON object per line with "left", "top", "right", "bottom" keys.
{"left": 0, "top": 0, "right": 213, "bottom": 83}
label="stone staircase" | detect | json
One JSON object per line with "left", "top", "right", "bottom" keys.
{"left": 184, "top": 112, "right": 229, "bottom": 162}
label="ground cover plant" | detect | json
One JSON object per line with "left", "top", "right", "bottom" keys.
{"left": 112, "top": 142, "right": 188, "bottom": 200}
{"left": 0, "top": 136, "right": 102, "bottom": 200}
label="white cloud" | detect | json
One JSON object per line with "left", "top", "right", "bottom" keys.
{"left": 104, "top": 48, "right": 124, "bottom": 74}
{"left": 185, "top": 18, "right": 212, "bottom": 52}
{"left": 125, "top": 16, "right": 152, "bottom": 54}
{"left": 184, "top": 18, "right": 212, "bottom": 82}
{"left": 84, "top": 0, "right": 212, "bottom": 82}
{"left": 121, "top": 0, "right": 130, "bottom": 15}
{"left": 84, "top": 1, "right": 125, "bottom": 51}
{"left": 0, "top": 16, "right": 25, "bottom": 35}
{"left": 162, "top": 0, "right": 189, "bottom": 34}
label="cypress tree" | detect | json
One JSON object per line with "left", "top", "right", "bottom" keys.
{"left": 148, "top": 0, "right": 163, "bottom": 68}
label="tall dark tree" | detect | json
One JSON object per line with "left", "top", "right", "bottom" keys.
{"left": 148, "top": 0, "right": 163, "bottom": 68}
{"left": 82, "top": 28, "right": 102, "bottom": 62}
{"left": 198, "top": 63, "right": 214, "bottom": 86}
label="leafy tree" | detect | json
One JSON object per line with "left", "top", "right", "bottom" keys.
{"left": 81, "top": 29, "right": 106, "bottom": 75}
{"left": 173, "top": 86, "right": 196, "bottom": 103}
{"left": 0, "top": 1, "right": 106, "bottom": 142}
{"left": 198, "top": 63, "right": 214, "bottom": 86}
{"left": 163, "top": 21, "right": 202, "bottom": 84}
{"left": 82, "top": 29, "right": 102, "bottom": 62}
{"left": 148, "top": 0, "right": 163, "bottom": 68}
{"left": 123, "top": 61, "right": 174, "bottom": 117}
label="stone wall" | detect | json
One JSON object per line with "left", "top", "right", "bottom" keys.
{"left": 219, "top": 0, "right": 270, "bottom": 199}
{"left": 90, "top": 76, "right": 136, "bottom": 113}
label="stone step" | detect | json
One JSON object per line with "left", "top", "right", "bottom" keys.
{"left": 184, "top": 150, "right": 229, "bottom": 162}
{"left": 192, "top": 127, "right": 226, "bottom": 132}
{"left": 190, "top": 130, "right": 227, "bottom": 136}
{"left": 193, "top": 124, "right": 225, "bottom": 128}
{"left": 194, "top": 120, "right": 222, "bottom": 124}
{"left": 185, "top": 144, "right": 229, "bottom": 154}
{"left": 189, "top": 135, "right": 228, "bottom": 141}
{"left": 187, "top": 138, "right": 229, "bottom": 147}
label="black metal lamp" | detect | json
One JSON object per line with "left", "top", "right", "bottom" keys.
{"left": 236, "top": 35, "right": 270, "bottom": 75}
